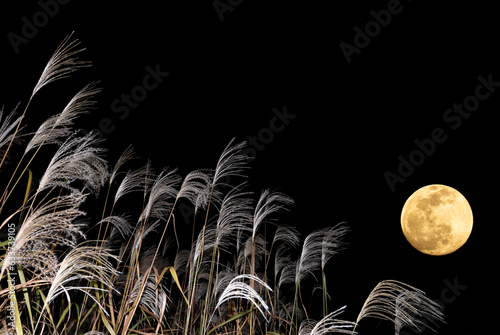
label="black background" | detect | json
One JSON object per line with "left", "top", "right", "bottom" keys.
{"left": 1, "top": 1, "right": 498, "bottom": 334}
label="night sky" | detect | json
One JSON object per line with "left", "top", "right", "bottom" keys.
{"left": 1, "top": 1, "right": 498, "bottom": 334}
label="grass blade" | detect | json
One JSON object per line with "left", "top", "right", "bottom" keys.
{"left": 161, "top": 266, "right": 190, "bottom": 307}
{"left": 17, "top": 266, "right": 34, "bottom": 331}
{"left": 22, "top": 168, "right": 32, "bottom": 207}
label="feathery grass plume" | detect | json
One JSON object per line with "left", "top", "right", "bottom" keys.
{"left": 282, "top": 223, "right": 348, "bottom": 326}
{"left": 273, "top": 230, "right": 299, "bottom": 304}
{"left": 252, "top": 190, "right": 294, "bottom": 241}
{"left": 0, "top": 34, "right": 89, "bottom": 171}
{"left": 0, "top": 106, "right": 24, "bottom": 157}
{"left": 274, "top": 244, "right": 293, "bottom": 285}
{"left": 44, "top": 242, "right": 119, "bottom": 315}
{"left": 99, "top": 215, "right": 133, "bottom": 240}
{"left": 214, "top": 187, "right": 253, "bottom": 245}
{"left": 273, "top": 225, "right": 301, "bottom": 250}
{"left": 109, "top": 145, "right": 135, "bottom": 184}
{"left": 102, "top": 215, "right": 133, "bottom": 260}
{"left": 234, "top": 227, "right": 245, "bottom": 271}
{"left": 318, "top": 223, "right": 348, "bottom": 315}
{"left": 25, "top": 83, "right": 101, "bottom": 153}
{"left": 131, "top": 220, "right": 161, "bottom": 257}
{"left": 298, "top": 306, "right": 356, "bottom": 335}
{"left": 129, "top": 271, "right": 170, "bottom": 326}
{"left": 246, "top": 190, "right": 293, "bottom": 281}
{"left": 213, "top": 274, "right": 272, "bottom": 323}
{"left": 213, "top": 268, "right": 237, "bottom": 302}
{"left": 278, "top": 254, "right": 297, "bottom": 290}
{"left": 355, "top": 279, "right": 444, "bottom": 333}
{"left": 394, "top": 290, "right": 445, "bottom": 335}
{"left": 241, "top": 234, "right": 267, "bottom": 273}
{"left": 193, "top": 225, "right": 223, "bottom": 275}
{"left": 282, "top": 223, "right": 347, "bottom": 287}
{"left": 176, "top": 169, "right": 212, "bottom": 212}
{"left": 193, "top": 187, "right": 253, "bottom": 265}
{"left": 1, "top": 192, "right": 86, "bottom": 277}
{"left": 272, "top": 225, "right": 301, "bottom": 286}
{"left": 32, "top": 33, "right": 91, "bottom": 97}
{"left": 160, "top": 234, "right": 176, "bottom": 258}
{"left": 139, "top": 168, "right": 181, "bottom": 223}
{"left": 212, "top": 139, "right": 248, "bottom": 192}
{"left": 320, "top": 223, "right": 348, "bottom": 271}
{"left": 312, "top": 282, "right": 331, "bottom": 300}
{"left": 173, "top": 249, "right": 191, "bottom": 275}
{"left": 37, "top": 132, "right": 108, "bottom": 194}
{"left": 193, "top": 265, "right": 210, "bottom": 302}
{"left": 113, "top": 164, "right": 153, "bottom": 204}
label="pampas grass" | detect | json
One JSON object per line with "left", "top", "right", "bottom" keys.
{"left": 25, "top": 82, "right": 100, "bottom": 153}
{"left": 0, "top": 107, "right": 24, "bottom": 158}
{"left": 1, "top": 192, "right": 87, "bottom": 278}
{"left": 37, "top": 133, "right": 108, "bottom": 194}
{"left": 213, "top": 274, "right": 272, "bottom": 323}
{"left": 44, "top": 243, "right": 119, "bottom": 311}
{"left": 0, "top": 34, "right": 446, "bottom": 335}
{"left": 298, "top": 306, "right": 356, "bottom": 335}
{"left": 31, "top": 32, "right": 90, "bottom": 97}
{"left": 354, "top": 280, "right": 444, "bottom": 334}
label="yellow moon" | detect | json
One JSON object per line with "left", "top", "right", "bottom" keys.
{"left": 400, "top": 184, "right": 473, "bottom": 256}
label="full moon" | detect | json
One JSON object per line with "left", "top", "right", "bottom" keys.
{"left": 401, "top": 184, "right": 473, "bottom": 256}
